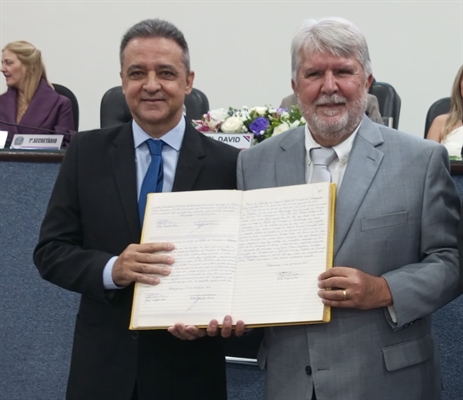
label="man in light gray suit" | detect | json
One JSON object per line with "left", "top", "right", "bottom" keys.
{"left": 237, "top": 17, "right": 461, "bottom": 400}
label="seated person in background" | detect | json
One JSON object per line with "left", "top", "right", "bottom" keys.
{"left": 280, "top": 91, "right": 384, "bottom": 124}
{"left": 0, "top": 41, "right": 75, "bottom": 146}
{"left": 427, "top": 65, "right": 463, "bottom": 157}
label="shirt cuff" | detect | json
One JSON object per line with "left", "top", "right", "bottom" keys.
{"left": 103, "top": 256, "right": 124, "bottom": 290}
{"left": 387, "top": 305, "right": 397, "bottom": 323}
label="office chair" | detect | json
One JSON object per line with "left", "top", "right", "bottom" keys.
{"left": 368, "top": 81, "right": 401, "bottom": 129}
{"left": 184, "top": 88, "right": 209, "bottom": 121}
{"left": 100, "top": 87, "right": 131, "bottom": 129}
{"left": 100, "top": 86, "right": 210, "bottom": 128}
{"left": 52, "top": 83, "right": 79, "bottom": 131}
{"left": 423, "top": 97, "right": 451, "bottom": 138}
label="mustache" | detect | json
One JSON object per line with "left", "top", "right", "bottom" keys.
{"left": 314, "top": 94, "right": 347, "bottom": 106}
{"left": 141, "top": 95, "right": 165, "bottom": 101}
{"left": 141, "top": 90, "right": 166, "bottom": 101}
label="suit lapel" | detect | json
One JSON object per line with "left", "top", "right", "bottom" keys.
{"left": 109, "top": 122, "right": 141, "bottom": 241}
{"left": 275, "top": 127, "right": 306, "bottom": 186}
{"left": 172, "top": 123, "right": 204, "bottom": 192}
{"left": 334, "top": 118, "right": 384, "bottom": 256}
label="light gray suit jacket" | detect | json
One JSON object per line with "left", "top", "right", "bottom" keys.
{"left": 237, "top": 116, "right": 461, "bottom": 400}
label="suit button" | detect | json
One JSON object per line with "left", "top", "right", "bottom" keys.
{"left": 305, "top": 366, "right": 312, "bottom": 375}
{"left": 132, "top": 332, "right": 139, "bottom": 339}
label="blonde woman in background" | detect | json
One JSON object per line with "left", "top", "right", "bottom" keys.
{"left": 427, "top": 65, "right": 463, "bottom": 157}
{"left": 0, "top": 40, "right": 75, "bottom": 146}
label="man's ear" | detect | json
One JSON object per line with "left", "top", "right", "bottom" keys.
{"left": 366, "top": 74, "right": 374, "bottom": 91}
{"left": 185, "top": 71, "right": 195, "bottom": 95}
{"left": 120, "top": 71, "right": 125, "bottom": 95}
{"left": 291, "top": 79, "right": 298, "bottom": 97}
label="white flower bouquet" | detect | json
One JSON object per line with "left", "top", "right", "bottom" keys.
{"left": 193, "top": 105, "right": 306, "bottom": 143}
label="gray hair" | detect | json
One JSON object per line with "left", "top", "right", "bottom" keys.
{"left": 291, "top": 17, "right": 372, "bottom": 82}
{"left": 120, "top": 19, "right": 190, "bottom": 72}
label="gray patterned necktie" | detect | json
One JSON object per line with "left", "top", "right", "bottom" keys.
{"left": 310, "top": 147, "right": 337, "bottom": 183}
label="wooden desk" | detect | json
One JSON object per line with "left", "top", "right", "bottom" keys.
{"left": 0, "top": 149, "right": 65, "bottom": 163}
{"left": 1, "top": 149, "right": 462, "bottom": 172}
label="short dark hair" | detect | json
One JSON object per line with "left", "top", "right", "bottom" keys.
{"left": 120, "top": 19, "right": 190, "bottom": 72}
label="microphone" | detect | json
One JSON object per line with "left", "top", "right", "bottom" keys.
{"left": 0, "top": 119, "right": 74, "bottom": 137}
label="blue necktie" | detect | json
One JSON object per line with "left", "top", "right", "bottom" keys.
{"left": 139, "top": 139, "right": 164, "bottom": 225}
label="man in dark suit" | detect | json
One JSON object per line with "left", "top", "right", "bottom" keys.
{"left": 34, "top": 19, "right": 239, "bottom": 400}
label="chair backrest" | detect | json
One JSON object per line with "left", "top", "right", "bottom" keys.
{"left": 100, "top": 86, "right": 210, "bottom": 129}
{"left": 52, "top": 83, "right": 79, "bottom": 131}
{"left": 424, "top": 97, "right": 451, "bottom": 138}
{"left": 100, "top": 86, "right": 131, "bottom": 129}
{"left": 184, "top": 88, "right": 209, "bottom": 120}
{"left": 368, "top": 81, "right": 401, "bottom": 129}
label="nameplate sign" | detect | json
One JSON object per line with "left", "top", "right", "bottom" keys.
{"left": 10, "top": 134, "right": 64, "bottom": 150}
{"left": 203, "top": 133, "right": 253, "bottom": 150}
{"left": 0, "top": 131, "right": 7, "bottom": 149}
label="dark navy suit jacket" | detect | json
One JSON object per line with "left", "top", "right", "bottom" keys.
{"left": 34, "top": 121, "right": 239, "bottom": 400}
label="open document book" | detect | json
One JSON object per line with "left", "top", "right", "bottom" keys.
{"left": 130, "top": 183, "right": 336, "bottom": 330}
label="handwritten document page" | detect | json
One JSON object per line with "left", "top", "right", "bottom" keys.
{"left": 131, "top": 190, "right": 242, "bottom": 329}
{"left": 130, "top": 183, "right": 334, "bottom": 329}
{"left": 232, "top": 183, "right": 333, "bottom": 326}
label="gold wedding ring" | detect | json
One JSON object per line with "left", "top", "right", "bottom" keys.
{"left": 342, "top": 289, "right": 347, "bottom": 301}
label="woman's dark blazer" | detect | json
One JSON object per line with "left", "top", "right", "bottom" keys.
{"left": 0, "top": 78, "right": 75, "bottom": 145}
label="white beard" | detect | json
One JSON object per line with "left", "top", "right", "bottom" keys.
{"left": 301, "top": 93, "right": 368, "bottom": 142}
